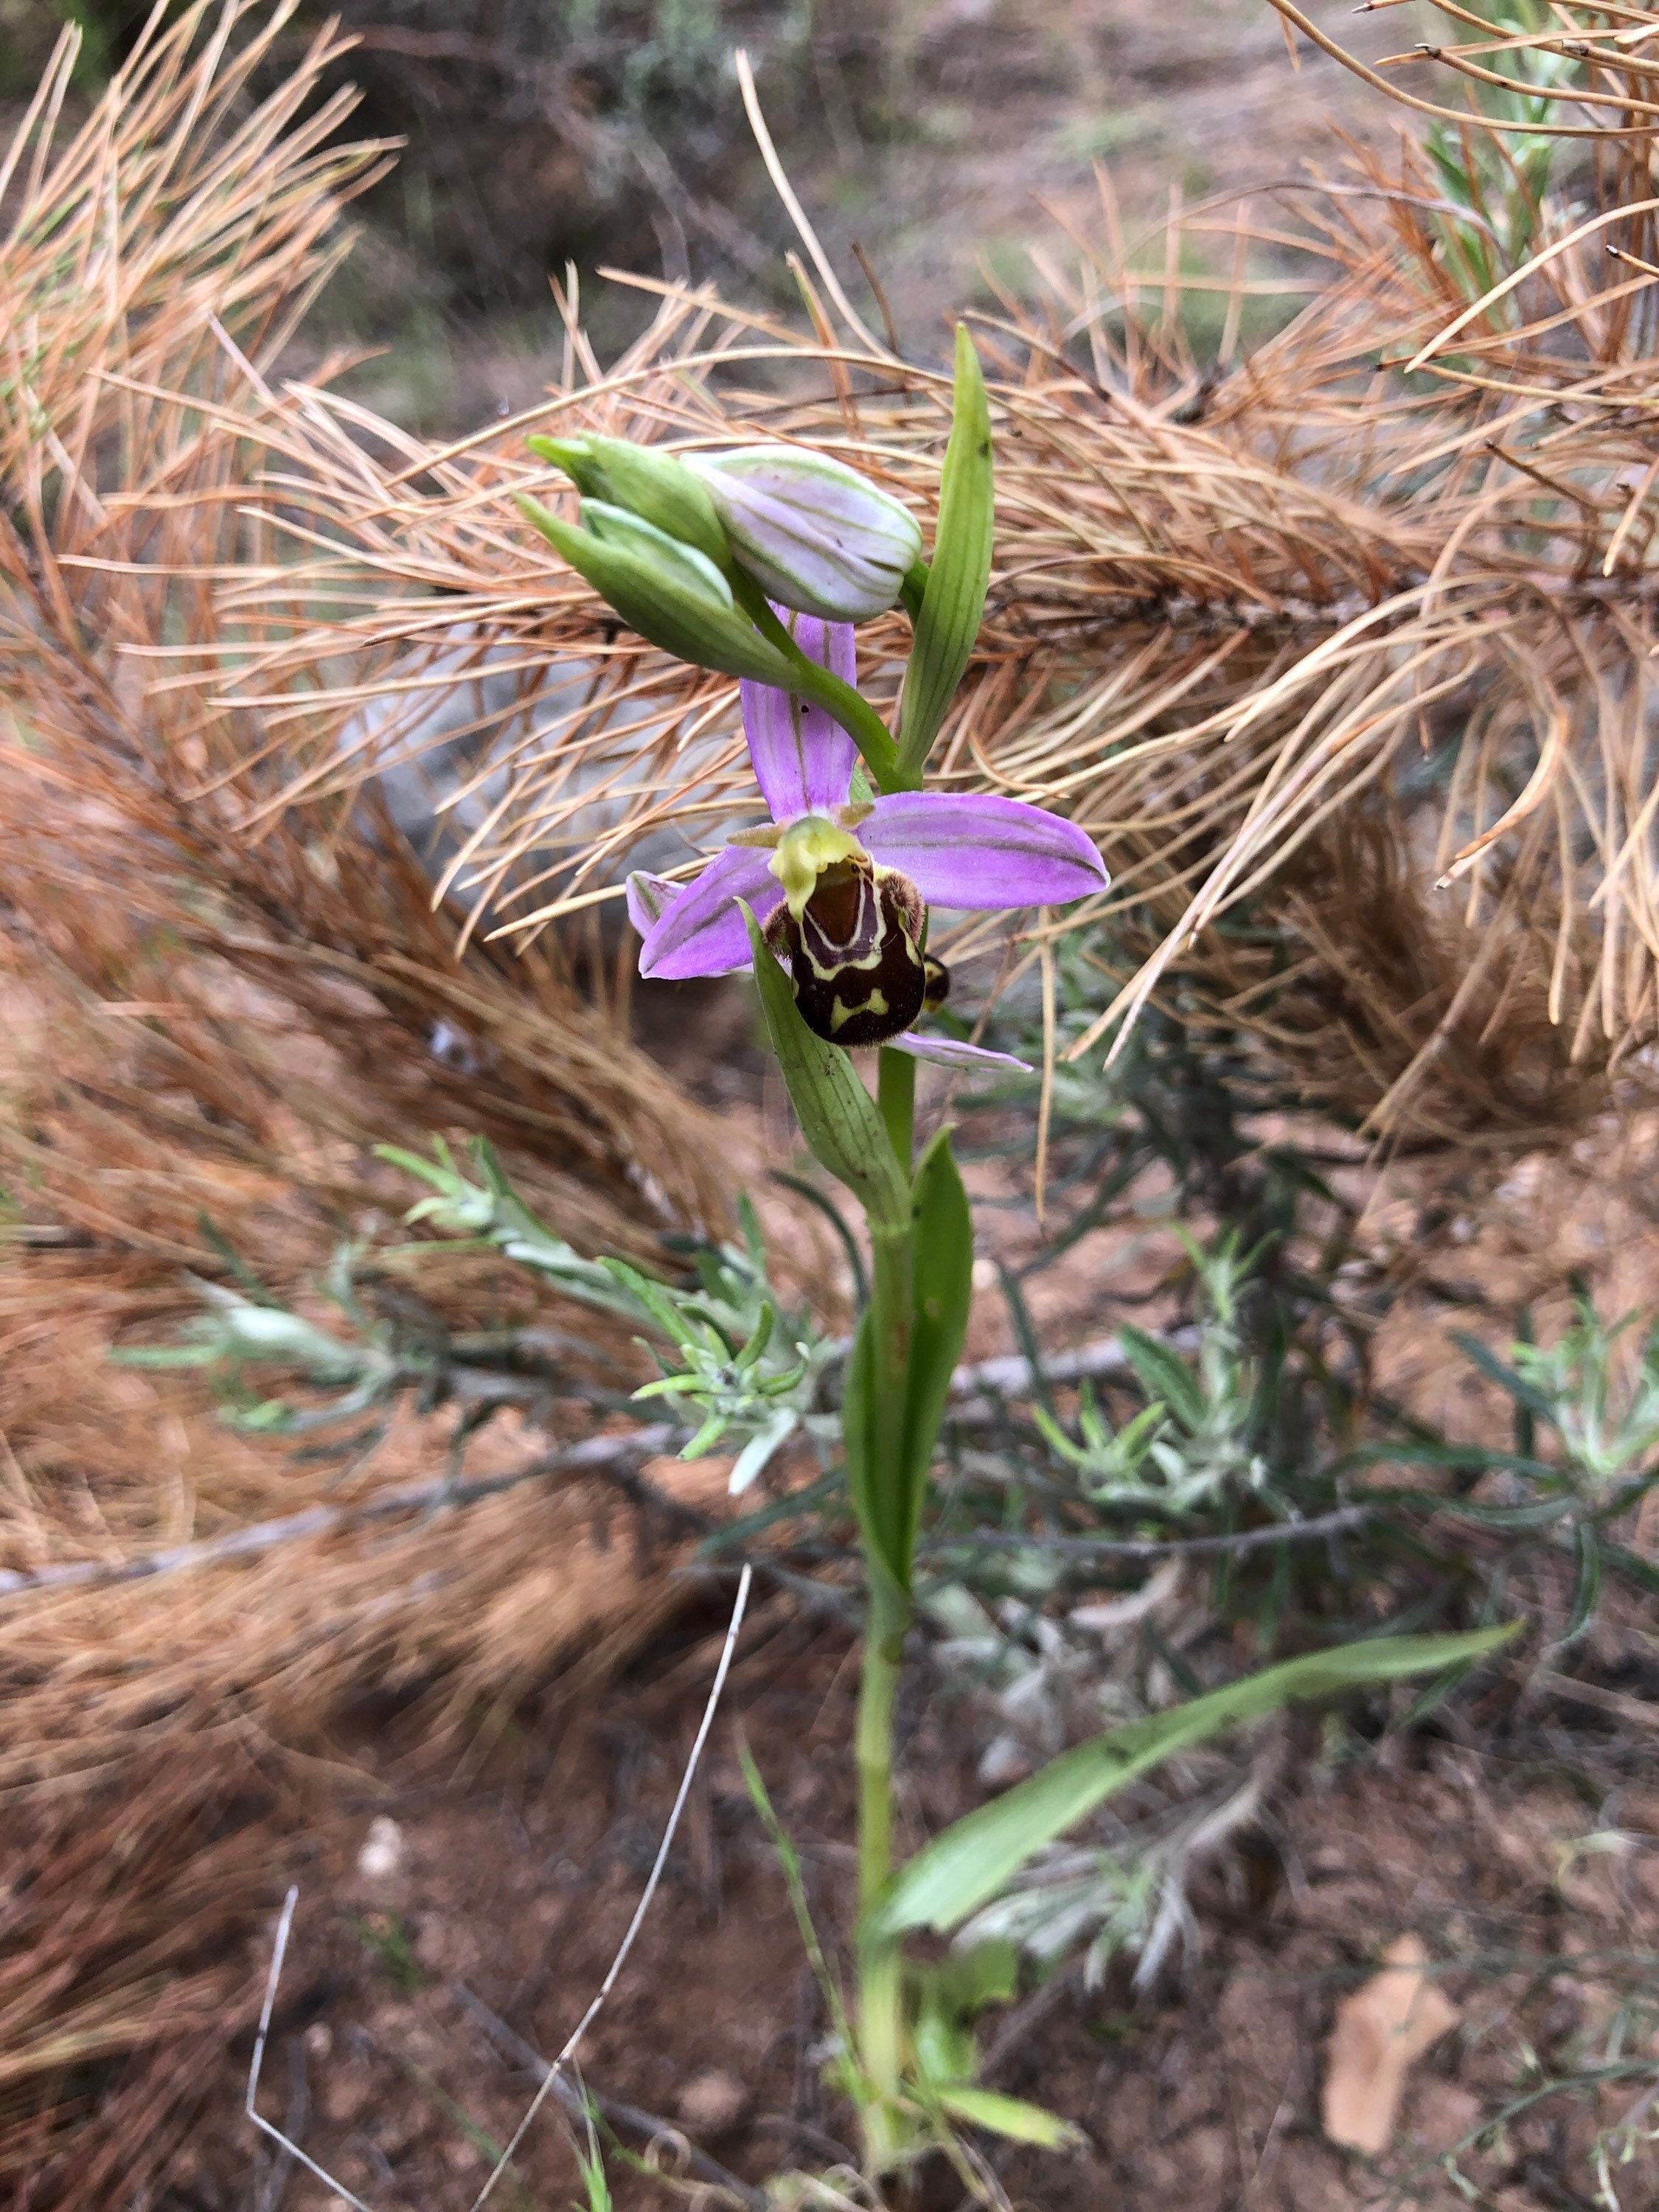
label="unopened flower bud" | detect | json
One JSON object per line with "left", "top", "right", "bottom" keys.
{"left": 684, "top": 446, "right": 922, "bottom": 623}
{"left": 515, "top": 493, "right": 794, "bottom": 686}
{"left": 527, "top": 434, "right": 729, "bottom": 569}
{"left": 580, "top": 499, "right": 734, "bottom": 608}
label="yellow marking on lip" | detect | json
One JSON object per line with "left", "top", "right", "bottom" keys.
{"left": 829, "top": 988, "right": 888, "bottom": 1033}
{"left": 769, "top": 815, "right": 866, "bottom": 917}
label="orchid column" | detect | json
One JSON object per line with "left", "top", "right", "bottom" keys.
{"left": 518, "top": 331, "right": 1107, "bottom": 2171}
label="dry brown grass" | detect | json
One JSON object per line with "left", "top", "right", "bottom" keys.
{"left": 0, "top": 7, "right": 741, "bottom": 2194}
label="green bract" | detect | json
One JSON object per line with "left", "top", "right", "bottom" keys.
{"left": 740, "top": 902, "right": 909, "bottom": 1234}
{"left": 516, "top": 492, "right": 796, "bottom": 686}
{"left": 899, "top": 326, "right": 995, "bottom": 773}
{"left": 579, "top": 498, "right": 735, "bottom": 606}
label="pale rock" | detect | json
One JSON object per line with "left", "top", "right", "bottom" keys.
{"left": 1322, "top": 1933, "right": 1458, "bottom": 2154}
{"left": 355, "top": 1814, "right": 406, "bottom": 1883}
{"left": 676, "top": 2067, "right": 750, "bottom": 2135}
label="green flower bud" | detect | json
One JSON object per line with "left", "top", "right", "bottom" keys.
{"left": 580, "top": 499, "right": 734, "bottom": 608}
{"left": 526, "top": 434, "right": 730, "bottom": 569}
{"left": 516, "top": 493, "right": 796, "bottom": 686}
{"left": 684, "top": 445, "right": 923, "bottom": 622}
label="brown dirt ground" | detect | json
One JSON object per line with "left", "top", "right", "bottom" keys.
{"left": 177, "top": 1591, "right": 1659, "bottom": 2212}
{"left": 394, "top": 0, "right": 1412, "bottom": 428}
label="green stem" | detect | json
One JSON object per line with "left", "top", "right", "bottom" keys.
{"left": 731, "top": 573, "right": 921, "bottom": 793}
{"left": 854, "top": 1057, "right": 918, "bottom": 2168}
{"left": 855, "top": 1562, "right": 909, "bottom": 2152}
{"left": 898, "top": 559, "right": 930, "bottom": 625}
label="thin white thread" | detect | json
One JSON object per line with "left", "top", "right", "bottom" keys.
{"left": 246, "top": 1886, "right": 375, "bottom": 2212}
{"left": 244, "top": 1562, "right": 752, "bottom": 2210}
{"left": 470, "top": 1561, "right": 754, "bottom": 2209}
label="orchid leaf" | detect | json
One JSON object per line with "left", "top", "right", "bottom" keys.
{"left": 842, "top": 1130, "right": 973, "bottom": 1595}
{"left": 869, "top": 1626, "right": 1517, "bottom": 1940}
{"left": 841, "top": 1308, "right": 899, "bottom": 1590}
{"left": 898, "top": 325, "right": 993, "bottom": 775}
{"left": 933, "top": 2087, "right": 1082, "bottom": 2151}
{"left": 742, "top": 905, "right": 909, "bottom": 1233}
{"left": 896, "top": 1128, "right": 974, "bottom": 1575}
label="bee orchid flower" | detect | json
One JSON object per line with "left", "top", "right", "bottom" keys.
{"left": 627, "top": 611, "right": 1106, "bottom": 1069}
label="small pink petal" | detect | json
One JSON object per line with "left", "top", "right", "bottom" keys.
{"left": 637, "top": 846, "right": 780, "bottom": 978}
{"left": 889, "top": 1032, "right": 1032, "bottom": 1072}
{"left": 626, "top": 871, "right": 678, "bottom": 934}
{"left": 862, "top": 793, "right": 1107, "bottom": 909}
{"left": 740, "top": 608, "right": 857, "bottom": 822}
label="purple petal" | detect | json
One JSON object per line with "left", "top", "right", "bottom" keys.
{"left": 739, "top": 608, "right": 857, "bottom": 822}
{"left": 890, "top": 1032, "right": 1032, "bottom": 1072}
{"left": 637, "top": 846, "right": 781, "bottom": 978}
{"left": 626, "top": 871, "right": 678, "bottom": 935}
{"left": 861, "top": 793, "right": 1107, "bottom": 910}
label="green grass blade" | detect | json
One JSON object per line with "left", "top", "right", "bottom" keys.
{"left": 935, "top": 2085, "right": 1082, "bottom": 2152}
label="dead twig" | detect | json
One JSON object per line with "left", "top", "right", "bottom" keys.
{"left": 922, "top": 1503, "right": 1374, "bottom": 1565}
{"left": 0, "top": 1429, "right": 676, "bottom": 1601}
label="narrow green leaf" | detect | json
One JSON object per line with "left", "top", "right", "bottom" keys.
{"left": 934, "top": 2086, "right": 1082, "bottom": 2152}
{"left": 1602, "top": 1537, "right": 1659, "bottom": 1597}
{"left": 1117, "top": 1324, "right": 1206, "bottom": 1433}
{"left": 1413, "top": 1495, "right": 1576, "bottom": 1531}
{"left": 995, "top": 1259, "right": 1057, "bottom": 1420}
{"left": 742, "top": 905, "right": 909, "bottom": 1232}
{"left": 109, "top": 1344, "right": 218, "bottom": 1371}
{"left": 1338, "top": 1440, "right": 1561, "bottom": 1484}
{"left": 897, "top": 325, "right": 993, "bottom": 775}
{"left": 897, "top": 1130, "right": 974, "bottom": 1571}
{"left": 1565, "top": 1521, "right": 1602, "bottom": 1642}
{"left": 869, "top": 1626, "right": 1517, "bottom": 1940}
{"left": 1450, "top": 1329, "right": 1555, "bottom": 1420}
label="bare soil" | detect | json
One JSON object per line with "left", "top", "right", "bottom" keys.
{"left": 175, "top": 1591, "right": 1659, "bottom": 2212}
{"left": 365, "top": 0, "right": 1410, "bottom": 428}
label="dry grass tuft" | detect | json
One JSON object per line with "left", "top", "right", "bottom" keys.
{"left": 0, "top": 6, "right": 738, "bottom": 2194}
